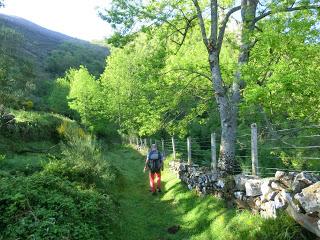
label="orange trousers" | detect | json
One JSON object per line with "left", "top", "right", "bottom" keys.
{"left": 149, "top": 172, "right": 161, "bottom": 192}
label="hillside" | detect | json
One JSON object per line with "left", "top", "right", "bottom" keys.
{"left": 0, "top": 13, "right": 109, "bottom": 70}
{"left": 0, "top": 13, "right": 109, "bottom": 108}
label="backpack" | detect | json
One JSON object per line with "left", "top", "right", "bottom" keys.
{"left": 148, "top": 150, "right": 162, "bottom": 172}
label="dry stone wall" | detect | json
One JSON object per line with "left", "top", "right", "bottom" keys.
{"left": 169, "top": 161, "right": 320, "bottom": 237}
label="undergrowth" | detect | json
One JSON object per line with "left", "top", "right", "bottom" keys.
{"left": 0, "top": 117, "right": 120, "bottom": 239}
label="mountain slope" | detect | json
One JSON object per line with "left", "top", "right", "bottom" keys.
{"left": 0, "top": 13, "right": 109, "bottom": 107}
{"left": 0, "top": 13, "right": 109, "bottom": 68}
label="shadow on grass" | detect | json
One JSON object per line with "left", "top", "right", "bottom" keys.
{"left": 108, "top": 146, "right": 316, "bottom": 240}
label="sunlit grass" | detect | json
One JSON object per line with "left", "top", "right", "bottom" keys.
{"left": 108, "top": 146, "right": 313, "bottom": 240}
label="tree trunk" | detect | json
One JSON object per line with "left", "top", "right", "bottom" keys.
{"left": 210, "top": 54, "right": 237, "bottom": 173}
{"left": 208, "top": 0, "right": 258, "bottom": 174}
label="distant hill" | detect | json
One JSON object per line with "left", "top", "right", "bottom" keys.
{"left": 0, "top": 13, "right": 109, "bottom": 108}
{"left": 0, "top": 13, "right": 109, "bottom": 76}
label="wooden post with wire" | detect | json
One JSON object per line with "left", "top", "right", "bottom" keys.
{"left": 187, "top": 137, "right": 192, "bottom": 165}
{"left": 161, "top": 139, "right": 165, "bottom": 158}
{"left": 251, "top": 123, "right": 258, "bottom": 176}
{"left": 211, "top": 133, "right": 217, "bottom": 171}
{"left": 171, "top": 136, "right": 176, "bottom": 161}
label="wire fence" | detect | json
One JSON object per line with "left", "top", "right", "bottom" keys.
{"left": 124, "top": 123, "right": 320, "bottom": 177}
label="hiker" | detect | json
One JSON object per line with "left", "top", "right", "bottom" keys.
{"left": 143, "top": 144, "right": 163, "bottom": 195}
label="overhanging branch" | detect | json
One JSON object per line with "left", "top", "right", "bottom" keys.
{"left": 210, "top": 0, "right": 218, "bottom": 45}
{"left": 217, "top": 5, "right": 241, "bottom": 54}
{"left": 192, "top": 0, "right": 209, "bottom": 48}
{"left": 254, "top": 5, "right": 320, "bottom": 23}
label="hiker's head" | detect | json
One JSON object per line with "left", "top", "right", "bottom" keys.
{"left": 151, "top": 144, "right": 157, "bottom": 150}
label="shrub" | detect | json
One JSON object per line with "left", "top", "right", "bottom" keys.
{"left": 0, "top": 174, "right": 118, "bottom": 240}
{"left": 46, "top": 121, "right": 115, "bottom": 190}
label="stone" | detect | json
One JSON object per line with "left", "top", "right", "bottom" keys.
{"left": 260, "top": 201, "right": 277, "bottom": 219}
{"left": 255, "top": 198, "right": 262, "bottom": 208}
{"left": 275, "top": 171, "right": 286, "bottom": 180}
{"left": 292, "top": 172, "right": 320, "bottom": 193}
{"left": 280, "top": 189, "right": 302, "bottom": 213}
{"left": 260, "top": 191, "right": 278, "bottom": 203}
{"left": 234, "top": 191, "right": 245, "bottom": 201}
{"left": 216, "top": 179, "right": 225, "bottom": 189}
{"left": 261, "top": 180, "right": 273, "bottom": 195}
{"left": 274, "top": 193, "right": 287, "bottom": 209}
{"left": 294, "top": 182, "right": 320, "bottom": 214}
{"left": 245, "top": 179, "right": 263, "bottom": 197}
{"left": 271, "top": 181, "right": 285, "bottom": 191}
{"left": 234, "top": 174, "right": 259, "bottom": 191}
{"left": 267, "top": 191, "right": 278, "bottom": 201}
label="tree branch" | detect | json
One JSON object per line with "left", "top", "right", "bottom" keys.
{"left": 217, "top": 5, "right": 241, "bottom": 54}
{"left": 254, "top": 5, "right": 320, "bottom": 23}
{"left": 210, "top": 0, "right": 218, "bottom": 45}
{"left": 192, "top": 0, "right": 209, "bottom": 48}
{"left": 163, "top": 68, "right": 211, "bottom": 82}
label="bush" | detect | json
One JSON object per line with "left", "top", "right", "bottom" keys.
{"left": 46, "top": 121, "right": 116, "bottom": 189}
{"left": 0, "top": 120, "right": 120, "bottom": 239}
{"left": 0, "top": 174, "right": 118, "bottom": 240}
{"left": 0, "top": 110, "right": 76, "bottom": 142}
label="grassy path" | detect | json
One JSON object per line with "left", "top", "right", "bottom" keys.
{"left": 105, "top": 146, "right": 308, "bottom": 240}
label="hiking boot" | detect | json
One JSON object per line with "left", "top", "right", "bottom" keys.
{"left": 157, "top": 188, "right": 162, "bottom": 193}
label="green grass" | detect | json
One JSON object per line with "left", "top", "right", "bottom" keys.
{"left": 0, "top": 152, "right": 49, "bottom": 176}
{"left": 11, "top": 109, "right": 74, "bottom": 124}
{"left": 108, "top": 146, "right": 314, "bottom": 240}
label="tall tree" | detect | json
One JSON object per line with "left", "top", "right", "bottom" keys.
{"left": 100, "top": 0, "right": 320, "bottom": 173}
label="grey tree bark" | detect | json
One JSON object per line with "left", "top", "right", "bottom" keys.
{"left": 193, "top": 0, "right": 258, "bottom": 173}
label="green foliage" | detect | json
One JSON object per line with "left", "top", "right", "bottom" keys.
{"left": 0, "top": 153, "right": 47, "bottom": 176}
{"left": 0, "top": 15, "right": 109, "bottom": 110}
{"left": 0, "top": 174, "right": 118, "bottom": 240}
{"left": 0, "top": 114, "right": 120, "bottom": 239}
{"left": 47, "top": 76, "right": 78, "bottom": 118}
{"left": 97, "top": 0, "right": 320, "bottom": 175}
{"left": 45, "top": 121, "right": 115, "bottom": 189}
{"left": 67, "top": 67, "right": 118, "bottom": 137}
{"left": 2, "top": 110, "right": 75, "bottom": 142}
{"left": 46, "top": 42, "right": 107, "bottom": 77}
{"left": 242, "top": 11, "right": 320, "bottom": 124}
{"left": 0, "top": 24, "right": 37, "bottom": 107}
{"left": 100, "top": 28, "right": 224, "bottom": 138}
{"left": 100, "top": 33, "right": 168, "bottom": 136}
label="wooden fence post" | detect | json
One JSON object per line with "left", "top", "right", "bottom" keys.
{"left": 129, "top": 137, "right": 132, "bottom": 145}
{"left": 171, "top": 136, "right": 176, "bottom": 161}
{"left": 211, "top": 133, "right": 217, "bottom": 171}
{"left": 136, "top": 137, "right": 139, "bottom": 147}
{"left": 187, "top": 137, "right": 192, "bottom": 165}
{"left": 149, "top": 138, "right": 152, "bottom": 147}
{"left": 251, "top": 123, "right": 258, "bottom": 176}
{"left": 161, "top": 139, "right": 165, "bottom": 158}
{"left": 144, "top": 138, "right": 147, "bottom": 148}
